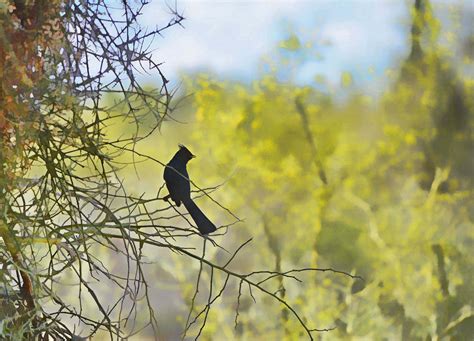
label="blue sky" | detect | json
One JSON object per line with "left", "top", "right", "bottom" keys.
{"left": 139, "top": 0, "right": 469, "bottom": 91}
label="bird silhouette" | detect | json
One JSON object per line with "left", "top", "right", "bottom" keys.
{"left": 163, "top": 145, "right": 217, "bottom": 235}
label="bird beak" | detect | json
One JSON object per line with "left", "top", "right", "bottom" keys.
{"left": 191, "top": 154, "right": 196, "bottom": 158}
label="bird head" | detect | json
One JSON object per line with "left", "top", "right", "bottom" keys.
{"left": 177, "top": 144, "right": 196, "bottom": 162}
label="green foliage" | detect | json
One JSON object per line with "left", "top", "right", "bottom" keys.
{"left": 280, "top": 34, "right": 301, "bottom": 51}
{"left": 150, "top": 1, "right": 473, "bottom": 338}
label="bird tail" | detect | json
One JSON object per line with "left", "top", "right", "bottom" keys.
{"left": 182, "top": 198, "right": 217, "bottom": 235}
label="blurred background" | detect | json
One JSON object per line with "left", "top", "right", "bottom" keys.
{"left": 99, "top": 0, "right": 473, "bottom": 339}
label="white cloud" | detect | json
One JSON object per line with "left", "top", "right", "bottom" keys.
{"left": 139, "top": 0, "right": 408, "bottom": 86}
{"left": 141, "top": 0, "right": 315, "bottom": 81}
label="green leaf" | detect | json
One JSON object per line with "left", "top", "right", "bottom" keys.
{"left": 279, "top": 35, "right": 301, "bottom": 51}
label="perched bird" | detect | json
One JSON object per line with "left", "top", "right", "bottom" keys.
{"left": 163, "top": 145, "right": 217, "bottom": 235}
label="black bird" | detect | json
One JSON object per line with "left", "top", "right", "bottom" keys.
{"left": 163, "top": 145, "right": 217, "bottom": 235}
